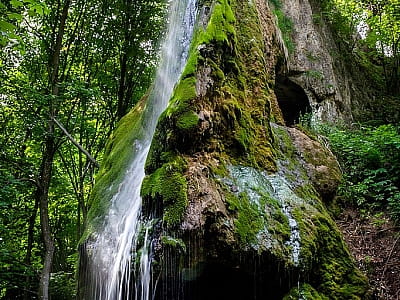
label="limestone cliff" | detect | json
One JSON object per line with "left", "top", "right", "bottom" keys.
{"left": 277, "top": 0, "right": 378, "bottom": 123}
{"left": 140, "top": 0, "right": 369, "bottom": 299}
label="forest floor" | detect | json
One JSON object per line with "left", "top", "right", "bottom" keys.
{"left": 336, "top": 207, "right": 400, "bottom": 300}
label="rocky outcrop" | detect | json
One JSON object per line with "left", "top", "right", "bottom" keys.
{"left": 287, "top": 127, "right": 341, "bottom": 202}
{"left": 81, "top": 0, "right": 371, "bottom": 299}
{"left": 279, "top": 0, "right": 375, "bottom": 123}
{"left": 140, "top": 0, "right": 369, "bottom": 299}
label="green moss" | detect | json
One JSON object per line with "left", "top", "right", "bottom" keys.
{"left": 225, "top": 192, "right": 264, "bottom": 247}
{"left": 141, "top": 155, "right": 188, "bottom": 227}
{"left": 81, "top": 95, "right": 149, "bottom": 241}
{"left": 207, "top": 58, "right": 225, "bottom": 80}
{"left": 165, "top": 77, "right": 197, "bottom": 117}
{"left": 224, "top": 1, "right": 276, "bottom": 170}
{"left": 235, "top": 127, "right": 251, "bottom": 151}
{"left": 161, "top": 236, "right": 187, "bottom": 253}
{"left": 263, "top": 195, "right": 291, "bottom": 240}
{"left": 203, "top": 0, "right": 236, "bottom": 45}
{"left": 284, "top": 283, "right": 329, "bottom": 300}
{"left": 271, "top": 125, "right": 295, "bottom": 160}
{"left": 292, "top": 206, "right": 369, "bottom": 299}
{"left": 176, "top": 111, "right": 199, "bottom": 130}
{"left": 175, "top": 0, "right": 236, "bottom": 82}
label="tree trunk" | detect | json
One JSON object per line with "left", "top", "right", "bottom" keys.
{"left": 24, "top": 197, "right": 39, "bottom": 300}
{"left": 38, "top": 0, "right": 71, "bottom": 298}
{"left": 37, "top": 129, "right": 57, "bottom": 300}
{"left": 116, "top": 52, "right": 128, "bottom": 120}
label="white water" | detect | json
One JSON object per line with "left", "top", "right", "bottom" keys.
{"left": 84, "top": 1, "right": 197, "bottom": 299}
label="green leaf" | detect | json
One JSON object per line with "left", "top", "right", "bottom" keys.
{"left": 31, "top": 4, "right": 43, "bottom": 16}
{"left": 0, "top": 21, "right": 16, "bottom": 33}
{"left": 8, "top": 33, "right": 20, "bottom": 40}
{"left": 10, "top": 0, "right": 23, "bottom": 8}
{"left": 7, "top": 13, "right": 23, "bottom": 22}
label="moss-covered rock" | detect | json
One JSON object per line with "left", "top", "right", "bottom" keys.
{"left": 81, "top": 94, "right": 149, "bottom": 239}
{"left": 142, "top": 0, "right": 369, "bottom": 299}
{"left": 288, "top": 127, "right": 342, "bottom": 202}
{"left": 82, "top": 0, "right": 370, "bottom": 299}
{"left": 141, "top": 155, "right": 188, "bottom": 227}
{"left": 283, "top": 283, "right": 329, "bottom": 300}
{"left": 143, "top": 1, "right": 367, "bottom": 299}
{"left": 145, "top": 0, "right": 276, "bottom": 173}
{"left": 291, "top": 205, "right": 368, "bottom": 299}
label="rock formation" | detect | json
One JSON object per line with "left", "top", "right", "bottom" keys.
{"left": 279, "top": 0, "right": 377, "bottom": 123}
{"left": 81, "top": 0, "right": 372, "bottom": 299}
{"left": 140, "top": 0, "right": 369, "bottom": 298}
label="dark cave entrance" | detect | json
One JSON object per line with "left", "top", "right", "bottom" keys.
{"left": 274, "top": 76, "right": 311, "bottom": 126}
{"left": 154, "top": 260, "right": 299, "bottom": 300}
{"left": 182, "top": 262, "right": 295, "bottom": 300}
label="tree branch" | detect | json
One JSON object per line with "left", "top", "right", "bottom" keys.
{"left": 52, "top": 117, "right": 99, "bottom": 168}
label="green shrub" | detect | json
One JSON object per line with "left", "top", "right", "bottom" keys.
{"left": 49, "top": 271, "right": 76, "bottom": 300}
{"left": 326, "top": 124, "right": 400, "bottom": 221}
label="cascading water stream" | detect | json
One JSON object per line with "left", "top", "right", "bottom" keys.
{"left": 83, "top": 1, "right": 197, "bottom": 299}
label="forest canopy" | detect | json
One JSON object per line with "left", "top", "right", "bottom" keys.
{"left": 1, "top": 0, "right": 167, "bottom": 298}
{"left": 320, "top": 0, "right": 400, "bottom": 94}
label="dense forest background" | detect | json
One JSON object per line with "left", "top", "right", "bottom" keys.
{"left": 0, "top": 0, "right": 399, "bottom": 299}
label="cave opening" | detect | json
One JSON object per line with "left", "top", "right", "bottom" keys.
{"left": 154, "top": 259, "right": 299, "bottom": 300}
{"left": 274, "top": 76, "right": 311, "bottom": 126}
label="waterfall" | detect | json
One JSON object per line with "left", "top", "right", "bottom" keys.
{"left": 82, "top": 1, "right": 197, "bottom": 299}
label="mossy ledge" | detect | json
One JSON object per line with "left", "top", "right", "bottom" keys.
{"left": 141, "top": 155, "right": 188, "bottom": 227}
{"left": 81, "top": 94, "right": 149, "bottom": 241}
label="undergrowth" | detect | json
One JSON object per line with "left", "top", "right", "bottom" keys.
{"left": 310, "top": 121, "right": 400, "bottom": 223}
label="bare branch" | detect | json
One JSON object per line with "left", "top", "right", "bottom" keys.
{"left": 52, "top": 117, "right": 99, "bottom": 168}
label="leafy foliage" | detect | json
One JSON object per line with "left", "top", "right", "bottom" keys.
{"left": 319, "top": 0, "right": 400, "bottom": 94}
{"left": 0, "top": 0, "right": 167, "bottom": 298}
{"left": 325, "top": 124, "right": 400, "bottom": 221}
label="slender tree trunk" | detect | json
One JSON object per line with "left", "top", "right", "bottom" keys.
{"left": 38, "top": 1, "right": 71, "bottom": 299}
{"left": 37, "top": 131, "right": 57, "bottom": 300}
{"left": 24, "top": 197, "right": 39, "bottom": 300}
{"left": 116, "top": 6, "right": 134, "bottom": 120}
{"left": 116, "top": 52, "right": 128, "bottom": 120}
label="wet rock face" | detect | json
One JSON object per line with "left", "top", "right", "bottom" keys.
{"left": 154, "top": 161, "right": 303, "bottom": 300}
